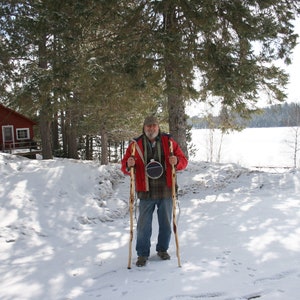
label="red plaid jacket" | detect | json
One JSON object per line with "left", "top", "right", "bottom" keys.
{"left": 121, "top": 133, "right": 188, "bottom": 192}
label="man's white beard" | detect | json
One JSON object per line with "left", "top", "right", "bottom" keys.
{"left": 145, "top": 131, "right": 158, "bottom": 140}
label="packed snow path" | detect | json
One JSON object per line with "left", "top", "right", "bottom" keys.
{"left": 0, "top": 154, "right": 299, "bottom": 299}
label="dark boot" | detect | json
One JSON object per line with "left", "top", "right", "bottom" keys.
{"left": 157, "top": 251, "right": 170, "bottom": 260}
{"left": 136, "top": 256, "right": 148, "bottom": 267}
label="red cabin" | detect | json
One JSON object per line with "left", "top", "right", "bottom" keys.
{"left": 0, "top": 103, "right": 37, "bottom": 152}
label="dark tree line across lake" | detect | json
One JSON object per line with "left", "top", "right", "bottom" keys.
{"left": 189, "top": 102, "right": 300, "bottom": 129}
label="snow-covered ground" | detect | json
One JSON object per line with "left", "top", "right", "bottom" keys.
{"left": 0, "top": 127, "right": 299, "bottom": 300}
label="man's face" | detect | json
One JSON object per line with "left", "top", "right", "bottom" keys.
{"left": 144, "top": 124, "right": 159, "bottom": 141}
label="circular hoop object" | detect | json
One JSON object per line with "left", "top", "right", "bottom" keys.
{"left": 145, "top": 160, "right": 163, "bottom": 179}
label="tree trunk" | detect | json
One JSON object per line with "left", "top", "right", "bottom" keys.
{"left": 163, "top": 7, "right": 188, "bottom": 157}
{"left": 64, "top": 109, "right": 78, "bottom": 159}
{"left": 39, "top": 109, "right": 53, "bottom": 159}
{"left": 67, "top": 123, "right": 78, "bottom": 159}
{"left": 52, "top": 112, "right": 60, "bottom": 154}
{"left": 38, "top": 33, "right": 53, "bottom": 159}
{"left": 61, "top": 112, "right": 68, "bottom": 157}
{"left": 85, "top": 135, "right": 93, "bottom": 160}
{"left": 100, "top": 126, "right": 109, "bottom": 165}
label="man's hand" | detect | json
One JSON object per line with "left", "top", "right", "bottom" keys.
{"left": 169, "top": 155, "right": 178, "bottom": 166}
{"left": 127, "top": 156, "right": 135, "bottom": 168}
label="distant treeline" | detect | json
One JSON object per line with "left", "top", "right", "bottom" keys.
{"left": 189, "top": 102, "right": 300, "bottom": 129}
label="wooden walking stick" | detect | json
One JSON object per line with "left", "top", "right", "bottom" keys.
{"left": 170, "top": 141, "right": 181, "bottom": 267}
{"left": 127, "top": 142, "right": 136, "bottom": 269}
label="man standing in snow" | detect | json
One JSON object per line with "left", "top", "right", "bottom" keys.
{"left": 121, "top": 116, "right": 188, "bottom": 267}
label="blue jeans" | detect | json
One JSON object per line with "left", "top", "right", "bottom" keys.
{"left": 136, "top": 198, "right": 172, "bottom": 257}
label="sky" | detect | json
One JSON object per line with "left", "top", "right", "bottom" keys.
{"left": 0, "top": 127, "right": 299, "bottom": 300}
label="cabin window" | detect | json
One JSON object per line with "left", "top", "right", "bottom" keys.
{"left": 16, "top": 128, "right": 30, "bottom": 140}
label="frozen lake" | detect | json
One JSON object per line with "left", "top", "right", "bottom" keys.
{"left": 191, "top": 127, "right": 300, "bottom": 168}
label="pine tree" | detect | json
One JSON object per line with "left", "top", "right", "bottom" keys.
{"left": 1, "top": 0, "right": 299, "bottom": 160}
{"left": 119, "top": 0, "right": 299, "bottom": 155}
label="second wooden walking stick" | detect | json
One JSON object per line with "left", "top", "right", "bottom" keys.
{"left": 127, "top": 142, "right": 136, "bottom": 269}
{"left": 169, "top": 141, "right": 181, "bottom": 267}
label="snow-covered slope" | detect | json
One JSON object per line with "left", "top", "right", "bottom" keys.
{"left": 1, "top": 151, "right": 299, "bottom": 300}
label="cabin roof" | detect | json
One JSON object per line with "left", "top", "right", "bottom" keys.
{"left": 0, "top": 103, "right": 37, "bottom": 125}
